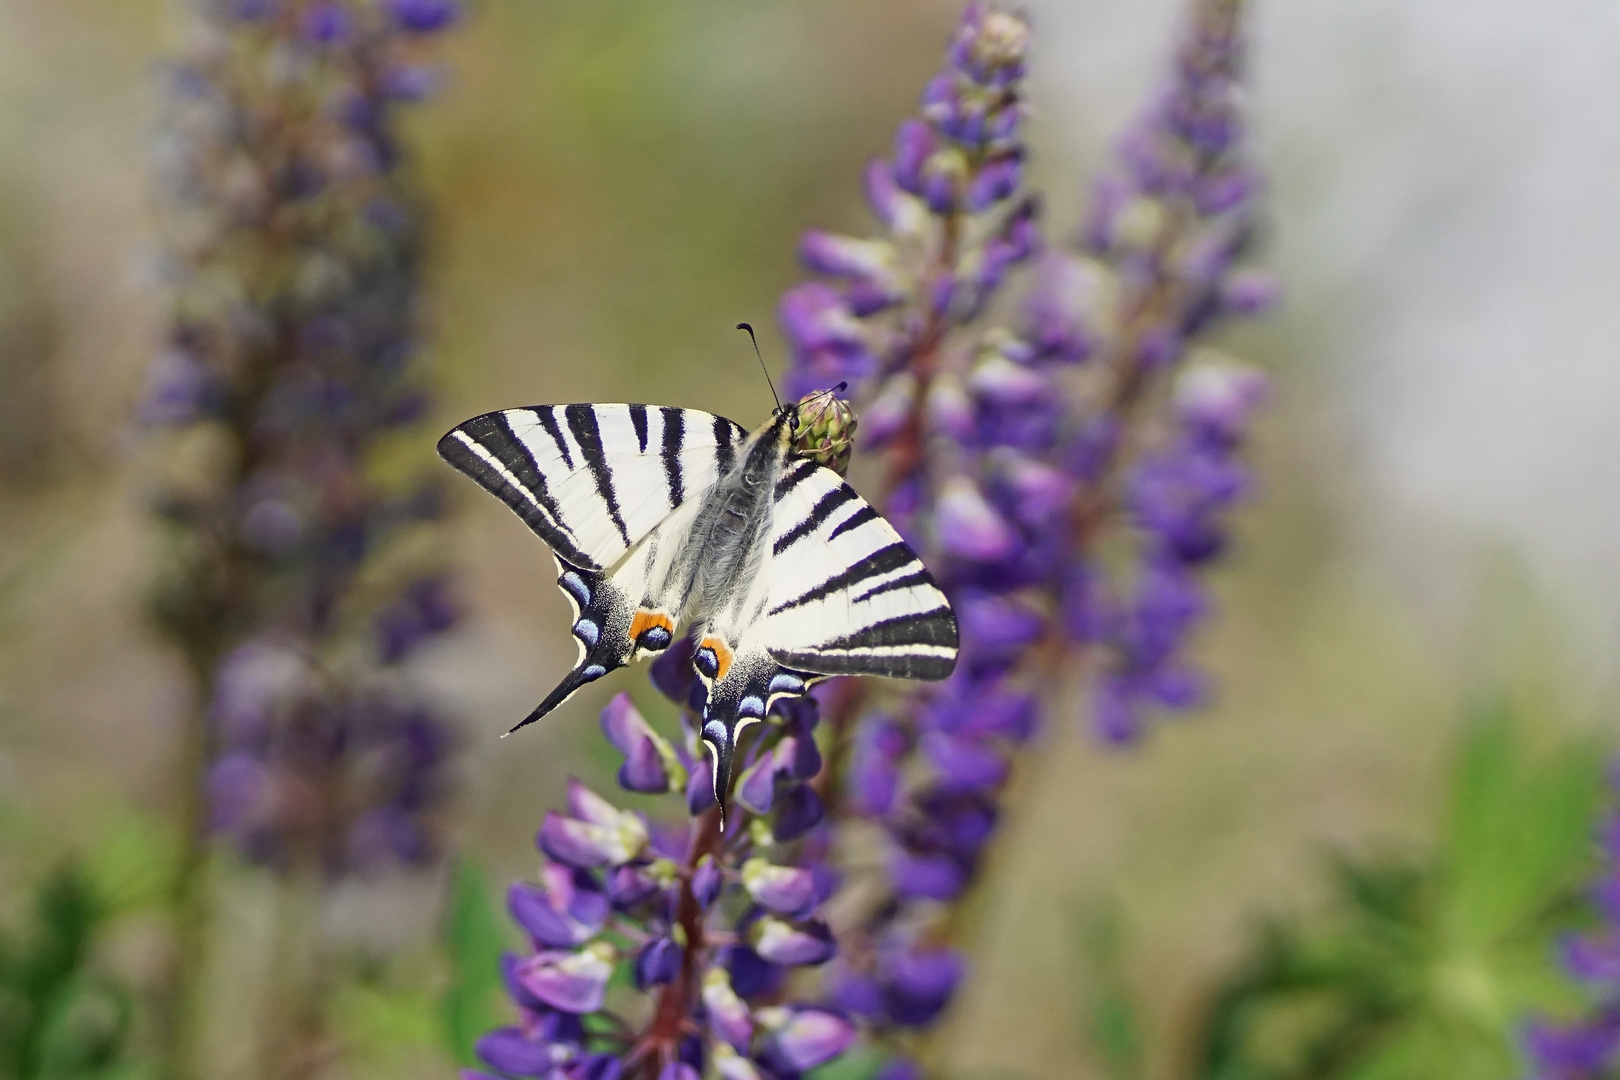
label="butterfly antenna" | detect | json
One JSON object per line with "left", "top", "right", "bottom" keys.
{"left": 736, "top": 322, "right": 782, "bottom": 413}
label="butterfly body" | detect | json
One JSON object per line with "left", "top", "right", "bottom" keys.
{"left": 439, "top": 396, "right": 956, "bottom": 819}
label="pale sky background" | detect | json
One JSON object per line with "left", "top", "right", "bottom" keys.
{"left": 1031, "top": 0, "right": 1620, "bottom": 656}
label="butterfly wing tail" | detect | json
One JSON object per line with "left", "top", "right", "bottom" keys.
{"left": 696, "top": 654, "right": 821, "bottom": 830}
{"left": 505, "top": 562, "right": 639, "bottom": 737}
{"left": 505, "top": 663, "right": 610, "bottom": 737}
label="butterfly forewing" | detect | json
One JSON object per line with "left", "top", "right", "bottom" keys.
{"left": 438, "top": 404, "right": 747, "bottom": 572}
{"left": 762, "top": 462, "right": 958, "bottom": 680}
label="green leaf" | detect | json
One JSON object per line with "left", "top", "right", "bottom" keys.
{"left": 82, "top": 814, "right": 179, "bottom": 915}
{"left": 329, "top": 980, "right": 444, "bottom": 1073}
{"left": 1442, "top": 703, "right": 1604, "bottom": 946}
{"left": 440, "top": 858, "right": 514, "bottom": 1066}
{"left": 0, "top": 863, "right": 141, "bottom": 1080}
{"left": 806, "top": 1047, "right": 892, "bottom": 1080}
{"left": 1183, "top": 706, "right": 1607, "bottom": 1080}
{"left": 1075, "top": 900, "right": 1145, "bottom": 1080}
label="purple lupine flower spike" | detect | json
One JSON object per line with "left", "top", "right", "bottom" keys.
{"left": 146, "top": 2, "right": 461, "bottom": 1072}
{"left": 763, "top": 0, "right": 1272, "bottom": 1060}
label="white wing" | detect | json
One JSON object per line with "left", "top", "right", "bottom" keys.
{"left": 690, "top": 460, "right": 958, "bottom": 819}
{"left": 762, "top": 460, "right": 957, "bottom": 679}
{"left": 437, "top": 404, "right": 747, "bottom": 573}
{"left": 438, "top": 404, "right": 746, "bottom": 732}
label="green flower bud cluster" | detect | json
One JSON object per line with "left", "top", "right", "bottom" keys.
{"left": 792, "top": 388, "right": 858, "bottom": 476}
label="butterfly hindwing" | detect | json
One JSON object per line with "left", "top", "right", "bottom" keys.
{"left": 437, "top": 404, "right": 746, "bottom": 573}
{"left": 690, "top": 458, "right": 957, "bottom": 816}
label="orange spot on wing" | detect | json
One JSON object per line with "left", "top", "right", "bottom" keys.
{"left": 699, "top": 636, "right": 734, "bottom": 682}
{"left": 629, "top": 610, "right": 675, "bottom": 640}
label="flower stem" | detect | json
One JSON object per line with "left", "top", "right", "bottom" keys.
{"left": 636, "top": 805, "right": 724, "bottom": 1077}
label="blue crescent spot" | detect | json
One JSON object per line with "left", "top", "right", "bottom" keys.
{"left": 703, "top": 719, "right": 728, "bottom": 743}
{"left": 768, "top": 673, "right": 805, "bottom": 695}
{"left": 572, "top": 619, "right": 600, "bottom": 646}
{"left": 560, "top": 572, "right": 591, "bottom": 605}
{"left": 739, "top": 696, "right": 766, "bottom": 718}
{"left": 694, "top": 647, "right": 719, "bottom": 678}
{"left": 638, "top": 625, "right": 672, "bottom": 650}
{"left": 582, "top": 664, "right": 608, "bottom": 679}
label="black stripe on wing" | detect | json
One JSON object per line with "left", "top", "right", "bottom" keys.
{"left": 660, "top": 406, "right": 686, "bottom": 508}
{"left": 564, "top": 404, "right": 631, "bottom": 547}
{"left": 768, "top": 541, "right": 920, "bottom": 615}
{"left": 630, "top": 403, "right": 649, "bottom": 453}
{"left": 852, "top": 568, "right": 935, "bottom": 604}
{"left": 437, "top": 415, "right": 600, "bottom": 571}
{"left": 826, "top": 504, "right": 879, "bottom": 542}
{"left": 774, "top": 459, "right": 819, "bottom": 500}
{"left": 714, "top": 415, "right": 738, "bottom": 475}
{"left": 536, "top": 407, "right": 575, "bottom": 469}
{"left": 819, "top": 608, "right": 958, "bottom": 651}
{"left": 769, "top": 643, "right": 957, "bottom": 680}
{"left": 773, "top": 483, "right": 860, "bottom": 556}
{"left": 770, "top": 608, "right": 958, "bottom": 679}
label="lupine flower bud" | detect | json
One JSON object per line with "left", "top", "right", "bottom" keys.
{"left": 691, "top": 853, "right": 723, "bottom": 909}
{"left": 935, "top": 477, "right": 1019, "bottom": 562}
{"left": 770, "top": 784, "right": 825, "bottom": 843}
{"left": 508, "top": 882, "right": 595, "bottom": 949}
{"left": 883, "top": 947, "right": 965, "bottom": 1026}
{"left": 475, "top": 1028, "right": 562, "bottom": 1076}
{"left": 891, "top": 850, "right": 966, "bottom": 901}
{"left": 712, "top": 1045, "right": 763, "bottom": 1080}
{"left": 537, "top": 784, "right": 649, "bottom": 869}
{"left": 791, "top": 387, "right": 858, "bottom": 476}
{"left": 635, "top": 936, "right": 681, "bottom": 990}
{"left": 752, "top": 917, "right": 837, "bottom": 966}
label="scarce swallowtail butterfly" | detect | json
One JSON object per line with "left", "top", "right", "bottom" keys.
{"left": 437, "top": 389, "right": 958, "bottom": 823}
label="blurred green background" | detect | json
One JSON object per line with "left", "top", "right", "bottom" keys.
{"left": 2, "top": 1, "right": 1617, "bottom": 1078}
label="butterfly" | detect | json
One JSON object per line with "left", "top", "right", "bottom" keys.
{"left": 437, "top": 389, "right": 958, "bottom": 820}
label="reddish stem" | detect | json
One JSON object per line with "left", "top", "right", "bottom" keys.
{"left": 633, "top": 806, "right": 724, "bottom": 1077}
